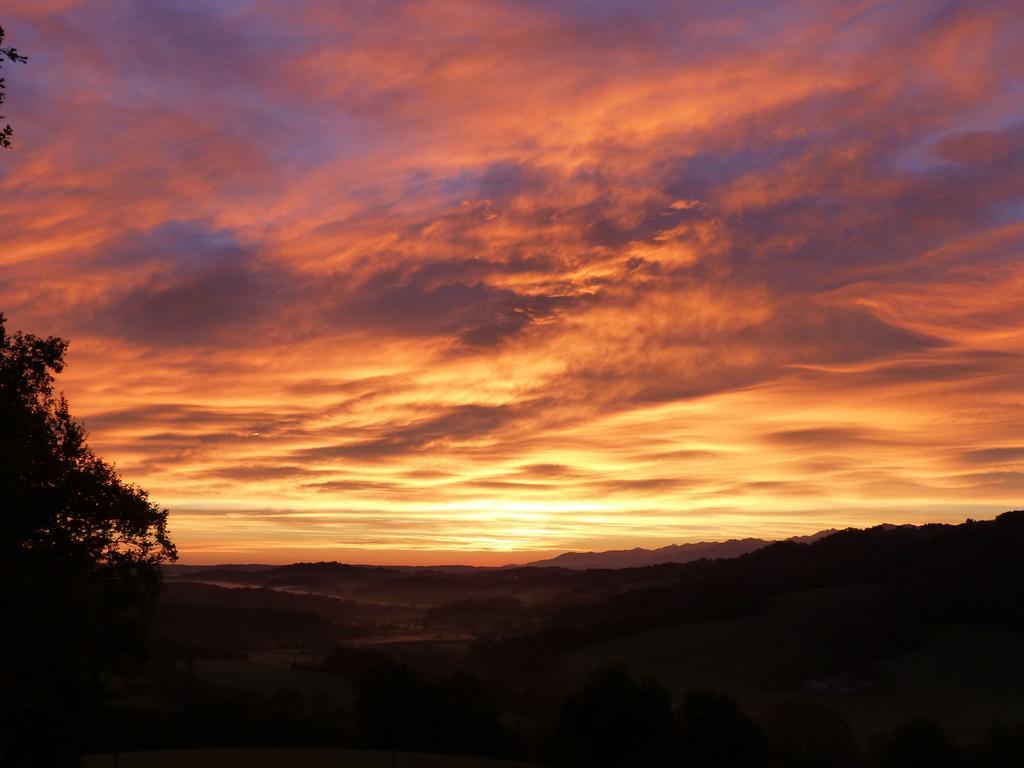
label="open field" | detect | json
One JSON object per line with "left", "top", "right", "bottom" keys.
{"left": 568, "top": 585, "right": 1024, "bottom": 742}
{"left": 569, "top": 585, "right": 885, "bottom": 692}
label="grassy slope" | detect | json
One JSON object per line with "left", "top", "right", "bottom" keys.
{"left": 567, "top": 585, "right": 1024, "bottom": 741}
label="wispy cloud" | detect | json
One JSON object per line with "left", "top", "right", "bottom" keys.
{"left": 2, "top": 0, "right": 1023, "bottom": 562}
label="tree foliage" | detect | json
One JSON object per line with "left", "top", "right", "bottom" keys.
{"left": 1, "top": 25, "right": 28, "bottom": 148}
{"left": 0, "top": 314, "right": 176, "bottom": 759}
{"left": 354, "top": 661, "right": 510, "bottom": 756}
{"left": 556, "top": 663, "right": 672, "bottom": 768}
{"left": 672, "top": 690, "right": 765, "bottom": 768}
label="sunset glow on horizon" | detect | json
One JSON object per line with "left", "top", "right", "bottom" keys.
{"left": 3, "top": 1, "right": 1024, "bottom": 564}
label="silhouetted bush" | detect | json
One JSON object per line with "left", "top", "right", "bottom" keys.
{"left": 354, "top": 661, "right": 511, "bottom": 757}
{"left": 763, "top": 700, "right": 859, "bottom": 768}
{"left": 671, "top": 689, "right": 765, "bottom": 768}
{"left": 469, "top": 633, "right": 567, "bottom": 716}
{"left": 555, "top": 663, "right": 672, "bottom": 767}
{"left": 978, "top": 723, "right": 1024, "bottom": 768}
{"left": 871, "top": 718, "right": 961, "bottom": 768}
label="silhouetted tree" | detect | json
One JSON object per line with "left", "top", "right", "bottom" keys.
{"left": 556, "top": 663, "right": 672, "bottom": 768}
{"left": 432, "top": 671, "right": 511, "bottom": 756}
{"left": 355, "top": 661, "right": 429, "bottom": 751}
{"left": 763, "top": 700, "right": 858, "bottom": 768}
{"left": 978, "top": 723, "right": 1024, "bottom": 768}
{"left": 872, "top": 718, "right": 961, "bottom": 768}
{"left": 672, "top": 690, "right": 765, "bottom": 768}
{"left": 354, "top": 661, "right": 509, "bottom": 757}
{"left": 1, "top": 25, "right": 28, "bottom": 148}
{"left": 0, "top": 315, "right": 176, "bottom": 763}
{"left": 469, "top": 633, "right": 566, "bottom": 716}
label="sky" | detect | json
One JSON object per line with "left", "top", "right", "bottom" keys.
{"left": 2, "top": 0, "right": 1023, "bottom": 564}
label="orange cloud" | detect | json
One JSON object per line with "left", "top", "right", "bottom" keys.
{"left": 2, "top": 0, "right": 1023, "bottom": 563}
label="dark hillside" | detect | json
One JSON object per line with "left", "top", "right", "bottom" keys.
{"left": 533, "top": 511, "right": 1024, "bottom": 651}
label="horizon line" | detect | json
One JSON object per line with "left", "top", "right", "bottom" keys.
{"left": 165, "top": 513, "right": 1000, "bottom": 568}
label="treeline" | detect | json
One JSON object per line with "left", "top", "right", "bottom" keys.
{"left": 175, "top": 559, "right": 648, "bottom": 606}
{"left": 546, "top": 663, "right": 1024, "bottom": 768}
{"left": 153, "top": 582, "right": 414, "bottom": 655}
{"left": 82, "top": 655, "right": 1024, "bottom": 767}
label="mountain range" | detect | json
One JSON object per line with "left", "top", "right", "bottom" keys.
{"left": 522, "top": 529, "right": 839, "bottom": 569}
